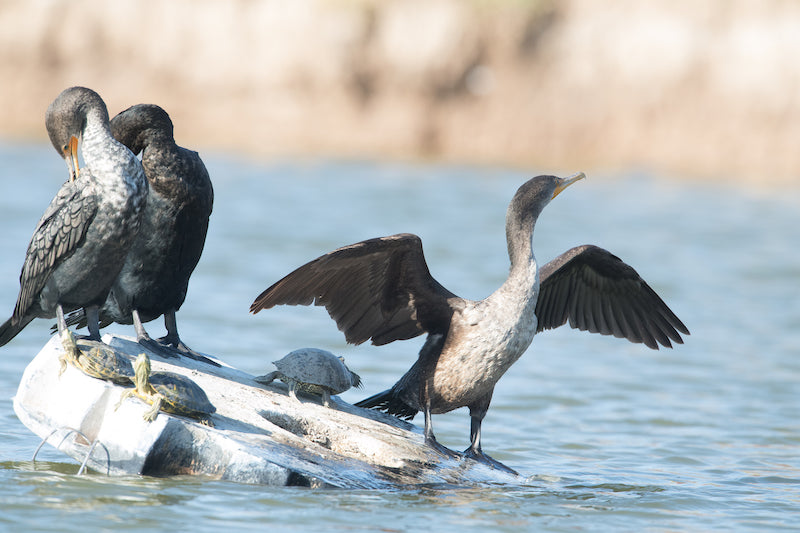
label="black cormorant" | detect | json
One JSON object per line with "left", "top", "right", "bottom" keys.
{"left": 63, "top": 104, "right": 215, "bottom": 365}
{"left": 249, "top": 173, "right": 689, "bottom": 473}
{"left": 0, "top": 87, "right": 147, "bottom": 346}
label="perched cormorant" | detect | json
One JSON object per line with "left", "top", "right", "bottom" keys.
{"left": 249, "top": 173, "right": 689, "bottom": 473}
{"left": 0, "top": 87, "right": 147, "bottom": 346}
{"left": 62, "top": 104, "right": 215, "bottom": 365}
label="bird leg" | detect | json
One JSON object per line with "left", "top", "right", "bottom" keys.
{"left": 132, "top": 310, "right": 219, "bottom": 367}
{"left": 67, "top": 305, "right": 102, "bottom": 343}
{"left": 55, "top": 305, "right": 68, "bottom": 336}
{"left": 84, "top": 306, "right": 102, "bottom": 341}
{"left": 462, "top": 415, "right": 518, "bottom": 475}
{"left": 156, "top": 311, "right": 220, "bottom": 367}
{"left": 422, "top": 403, "right": 460, "bottom": 459}
{"left": 132, "top": 308, "right": 166, "bottom": 355}
{"left": 157, "top": 311, "right": 181, "bottom": 349}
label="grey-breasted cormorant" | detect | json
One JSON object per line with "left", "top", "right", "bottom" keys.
{"left": 62, "top": 104, "right": 216, "bottom": 365}
{"left": 0, "top": 87, "right": 147, "bottom": 346}
{"left": 249, "top": 173, "right": 689, "bottom": 473}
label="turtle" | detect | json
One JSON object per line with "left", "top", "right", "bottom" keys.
{"left": 117, "top": 353, "right": 216, "bottom": 426}
{"left": 255, "top": 348, "right": 362, "bottom": 408}
{"left": 58, "top": 328, "right": 134, "bottom": 385}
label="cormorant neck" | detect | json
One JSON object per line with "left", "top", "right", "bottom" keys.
{"left": 505, "top": 210, "right": 536, "bottom": 274}
{"left": 80, "top": 107, "right": 144, "bottom": 194}
{"left": 81, "top": 108, "right": 115, "bottom": 160}
{"left": 485, "top": 212, "right": 538, "bottom": 313}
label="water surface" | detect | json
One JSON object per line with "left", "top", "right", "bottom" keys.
{"left": 0, "top": 142, "right": 798, "bottom": 531}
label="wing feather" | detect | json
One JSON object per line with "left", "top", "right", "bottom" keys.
{"left": 14, "top": 181, "right": 98, "bottom": 319}
{"left": 536, "top": 245, "right": 689, "bottom": 349}
{"left": 250, "top": 233, "right": 455, "bottom": 345}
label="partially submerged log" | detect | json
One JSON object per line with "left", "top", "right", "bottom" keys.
{"left": 13, "top": 334, "right": 517, "bottom": 488}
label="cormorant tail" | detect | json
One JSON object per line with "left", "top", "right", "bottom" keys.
{"left": 50, "top": 309, "right": 113, "bottom": 333}
{"left": 355, "top": 388, "right": 418, "bottom": 420}
{"left": 0, "top": 315, "right": 35, "bottom": 347}
{"left": 63, "top": 308, "right": 88, "bottom": 329}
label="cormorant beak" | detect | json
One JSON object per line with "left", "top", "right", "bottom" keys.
{"left": 552, "top": 172, "right": 585, "bottom": 199}
{"left": 63, "top": 135, "right": 80, "bottom": 182}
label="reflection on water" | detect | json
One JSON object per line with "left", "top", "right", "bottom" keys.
{"left": 0, "top": 142, "right": 798, "bottom": 531}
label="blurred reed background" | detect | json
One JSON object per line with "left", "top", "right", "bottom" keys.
{"left": 0, "top": 0, "right": 798, "bottom": 184}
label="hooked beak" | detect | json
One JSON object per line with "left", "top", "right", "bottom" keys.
{"left": 552, "top": 172, "right": 585, "bottom": 199}
{"left": 62, "top": 135, "right": 80, "bottom": 182}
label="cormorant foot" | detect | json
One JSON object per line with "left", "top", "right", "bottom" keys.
{"left": 136, "top": 335, "right": 175, "bottom": 357}
{"left": 142, "top": 335, "right": 221, "bottom": 367}
{"left": 425, "top": 435, "right": 461, "bottom": 459}
{"left": 162, "top": 337, "right": 221, "bottom": 367}
{"left": 462, "top": 447, "right": 518, "bottom": 475}
{"left": 75, "top": 332, "right": 104, "bottom": 345}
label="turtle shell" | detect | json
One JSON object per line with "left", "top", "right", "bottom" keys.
{"left": 273, "top": 348, "right": 361, "bottom": 395}
{"left": 59, "top": 329, "right": 134, "bottom": 385}
{"left": 149, "top": 371, "right": 216, "bottom": 419}
{"left": 81, "top": 346, "right": 135, "bottom": 385}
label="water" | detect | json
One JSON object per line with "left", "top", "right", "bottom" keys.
{"left": 1, "top": 141, "right": 798, "bottom": 531}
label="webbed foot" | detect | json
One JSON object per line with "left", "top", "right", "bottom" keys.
{"left": 425, "top": 435, "right": 461, "bottom": 459}
{"left": 137, "top": 335, "right": 175, "bottom": 358}
{"left": 463, "top": 447, "right": 518, "bottom": 475}
{"left": 155, "top": 336, "right": 221, "bottom": 367}
{"left": 137, "top": 335, "right": 220, "bottom": 367}
{"left": 74, "top": 332, "right": 104, "bottom": 344}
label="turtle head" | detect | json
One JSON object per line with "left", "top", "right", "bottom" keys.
{"left": 133, "top": 353, "right": 152, "bottom": 391}
{"left": 339, "top": 357, "right": 363, "bottom": 389}
{"left": 349, "top": 370, "right": 362, "bottom": 389}
{"left": 335, "top": 355, "right": 362, "bottom": 388}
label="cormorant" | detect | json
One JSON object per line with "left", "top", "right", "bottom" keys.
{"left": 0, "top": 87, "right": 147, "bottom": 346}
{"left": 249, "top": 173, "right": 689, "bottom": 473}
{"left": 62, "top": 104, "right": 216, "bottom": 365}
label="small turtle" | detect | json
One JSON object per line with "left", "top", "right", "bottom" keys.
{"left": 117, "top": 353, "right": 216, "bottom": 426}
{"left": 255, "top": 348, "right": 362, "bottom": 407}
{"left": 58, "top": 329, "right": 134, "bottom": 385}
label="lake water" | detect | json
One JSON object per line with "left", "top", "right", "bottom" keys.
{"left": 0, "top": 142, "right": 798, "bottom": 531}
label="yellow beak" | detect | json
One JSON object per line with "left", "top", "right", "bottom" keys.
{"left": 552, "top": 172, "right": 585, "bottom": 199}
{"left": 63, "top": 135, "right": 80, "bottom": 182}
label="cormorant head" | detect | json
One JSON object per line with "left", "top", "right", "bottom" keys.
{"left": 504, "top": 173, "right": 585, "bottom": 263}
{"left": 508, "top": 173, "right": 585, "bottom": 229}
{"left": 45, "top": 86, "right": 109, "bottom": 182}
{"left": 111, "top": 104, "right": 174, "bottom": 156}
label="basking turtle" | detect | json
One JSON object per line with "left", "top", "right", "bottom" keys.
{"left": 58, "top": 329, "right": 134, "bottom": 385}
{"left": 117, "top": 353, "right": 215, "bottom": 426}
{"left": 255, "top": 348, "right": 362, "bottom": 408}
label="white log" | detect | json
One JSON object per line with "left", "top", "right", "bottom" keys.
{"left": 13, "top": 334, "right": 517, "bottom": 487}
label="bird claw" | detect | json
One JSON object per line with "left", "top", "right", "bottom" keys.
{"left": 425, "top": 435, "right": 462, "bottom": 459}
{"left": 138, "top": 336, "right": 220, "bottom": 367}
{"left": 462, "top": 447, "right": 518, "bottom": 475}
{"left": 137, "top": 336, "right": 177, "bottom": 357}
{"left": 157, "top": 336, "right": 221, "bottom": 367}
{"left": 74, "top": 332, "right": 104, "bottom": 344}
